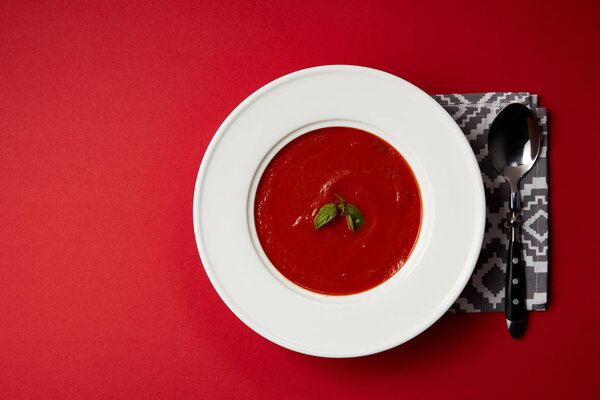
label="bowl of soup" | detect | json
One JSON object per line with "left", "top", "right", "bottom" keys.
{"left": 254, "top": 126, "right": 422, "bottom": 296}
{"left": 193, "top": 65, "right": 485, "bottom": 357}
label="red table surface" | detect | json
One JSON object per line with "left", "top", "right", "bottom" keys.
{"left": 2, "top": 1, "right": 599, "bottom": 399}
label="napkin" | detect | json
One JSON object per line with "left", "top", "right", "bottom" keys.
{"left": 432, "top": 93, "right": 549, "bottom": 313}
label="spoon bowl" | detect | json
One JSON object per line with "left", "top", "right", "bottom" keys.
{"left": 489, "top": 104, "right": 541, "bottom": 192}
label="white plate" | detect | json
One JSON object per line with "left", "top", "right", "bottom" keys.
{"left": 193, "top": 65, "right": 485, "bottom": 357}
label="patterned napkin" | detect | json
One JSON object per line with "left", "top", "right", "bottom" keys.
{"left": 432, "top": 93, "right": 549, "bottom": 313}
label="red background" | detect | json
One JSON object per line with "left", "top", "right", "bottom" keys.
{"left": 2, "top": 1, "right": 599, "bottom": 398}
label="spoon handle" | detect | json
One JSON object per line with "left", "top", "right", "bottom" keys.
{"left": 505, "top": 209, "right": 527, "bottom": 338}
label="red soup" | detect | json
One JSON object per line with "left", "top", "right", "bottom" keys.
{"left": 254, "top": 126, "right": 422, "bottom": 295}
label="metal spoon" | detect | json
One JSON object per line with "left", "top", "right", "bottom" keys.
{"left": 488, "top": 103, "right": 541, "bottom": 338}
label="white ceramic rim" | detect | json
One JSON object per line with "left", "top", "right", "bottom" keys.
{"left": 193, "top": 65, "right": 485, "bottom": 357}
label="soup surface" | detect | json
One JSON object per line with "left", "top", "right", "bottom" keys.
{"left": 254, "top": 126, "right": 422, "bottom": 295}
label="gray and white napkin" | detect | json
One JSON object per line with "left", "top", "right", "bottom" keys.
{"left": 432, "top": 93, "right": 549, "bottom": 313}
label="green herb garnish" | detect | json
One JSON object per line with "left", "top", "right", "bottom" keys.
{"left": 344, "top": 203, "right": 364, "bottom": 232}
{"left": 314, "top": 194, "right": 364, "bottom": 232}
{"left": 314, "top": 203, "right": 338, "bottom": 230}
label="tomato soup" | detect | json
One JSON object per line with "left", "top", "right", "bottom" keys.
{"left": 254, "top": 126, "right": 422, "bottom": 295}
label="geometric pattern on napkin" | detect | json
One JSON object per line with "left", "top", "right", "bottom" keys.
{"left": 432, "top": 93, "right": 549, "bottom": 312}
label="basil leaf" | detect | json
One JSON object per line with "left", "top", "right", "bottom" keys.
{"left": 345, "top": 203, "right": 364, "bottom": 230}
{"left": 314, "top": 203, "right": 338, "bottom": 229}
